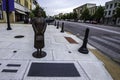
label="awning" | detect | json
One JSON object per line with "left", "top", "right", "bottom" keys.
{"left": 16, "top": 10, "right": 27, "bottom": 15}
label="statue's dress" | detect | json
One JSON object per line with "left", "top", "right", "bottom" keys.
{"left": 32, "top": 17, "right": 47, "bottom": 49}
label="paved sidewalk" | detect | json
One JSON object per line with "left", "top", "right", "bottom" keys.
{"left": 0, "top": 24, "right": 113, "bottom": 80}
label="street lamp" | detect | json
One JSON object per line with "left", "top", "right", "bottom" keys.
{"left": 6, "top": 0, "right": 12, "bottom": 30}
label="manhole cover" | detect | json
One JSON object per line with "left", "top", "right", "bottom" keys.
{"left": 65, "top": 37, "right": 78, "bottom": 44}
{"left": 28, "top": 63, "right": 80, "bottom": 77}
{"left": 14, "top": 35, "right": 24, "bottom": 38}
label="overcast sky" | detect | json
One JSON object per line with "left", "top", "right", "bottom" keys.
{"left": 38, "top": 0, "right": 111, "bottom": 16}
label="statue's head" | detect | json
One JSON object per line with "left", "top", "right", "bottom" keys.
{"left": 37, "top": 9, "right": 43, "bottom": 17}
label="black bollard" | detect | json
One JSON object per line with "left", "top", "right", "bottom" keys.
{"left": 61, "top": 22, "right": 64, "bottom": 33}
{"left": 48, "top": 22, "right": 50, "bottom": 25}
{"left": 78, "top": 28, "right": 90, "bottom": 54}
{"left": 57, "top": 21, "right": 59, "bottom": 29}
{"left": 54, "top": 21, "right": 56, "bottom": 26}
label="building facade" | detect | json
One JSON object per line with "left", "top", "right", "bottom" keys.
{"left": 0, "top": 0, "right": 2, "bottom": 19}
{"left": 104, "top": 0, "right": 120, "bottom": 25}
{"left": 15, "top": 0, "right": 32, "bottom": 22}
{"left": 88, "top": 6, "right": 98, "bottom": 16}
{"left": 0, "top": 0, "right": 37, "bottom": 23}
{"left": 0, "top": 0, "right": 6, "bottom": 22}
{"left": 73, "top": 3, "right": 96, "bottom": 19}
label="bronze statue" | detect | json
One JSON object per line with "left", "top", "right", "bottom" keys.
{"left": 32, "top": 9, "right": 47, "bottom": 58}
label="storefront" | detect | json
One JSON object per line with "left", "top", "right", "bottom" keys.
{"left": 15, "top": 10, "right": 26, "bottom": 21}
{"left": 0, "top": 2, "right": 3, "bottom": 20}
{"left": 0, "top": 0, "right": 31, "bottom": 23}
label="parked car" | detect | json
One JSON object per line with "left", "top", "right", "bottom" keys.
{"left": 91, "top": 21, "right": 97, "bottom": 24}
{"left": 85, "top": 20, "right": 90, "bottom": 23}
{"left": 78, "top": 20, "right": 84, "bottom": 23}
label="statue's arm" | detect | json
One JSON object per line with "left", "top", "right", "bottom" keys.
{"left": 41, "top": 20, "right": 47, "bottom": 34}
{"left": 32, "top": 18, "right": 38, "bottom": 34}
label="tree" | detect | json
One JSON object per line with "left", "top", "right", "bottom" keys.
{"left": 94, "top": 6, "right": 104, "bottom": 23}
{"left": 69, "top": 12, "right": 74, "bottom": 19}
{"left": 116, "top": 3, "right": 120, "bottom": 18}
{"left": 29, "top": 12, "right": 34, "bottom": 18}
{"left": 60, "top": 12, "right": 77, "bottom": 20}
{"left": 80, "top": 8, "right": 90, "bottom": 22}
{"left": 67, "top": 13, "right": 71, "bottom": 19}
{"left": 112, "top": 3, "right": 120, "bottom": 25}
{"left": 42, "top": 10, "right": 47, "bottom": 18}
{"left": 30, "top": 5, "right": 46, "bottom": 18}
{"left": 89, "top": 14, "right": 94, "bottom": 21}
{"left": 73, "top": 12, "right": 78, "bottom": 20}
{"left": 61, "top": 14, "right": 67, "bottom": 20}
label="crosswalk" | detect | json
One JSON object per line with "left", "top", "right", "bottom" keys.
{"left": 88, "top": 36, "right": 120, "bottom": 62}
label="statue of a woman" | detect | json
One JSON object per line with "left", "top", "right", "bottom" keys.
{"left": 32, "top": 9, "right": 47, "bottom": 58}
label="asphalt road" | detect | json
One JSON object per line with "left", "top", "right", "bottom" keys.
{"left": 56, "top": 20, "right": 120, "bottom": 63}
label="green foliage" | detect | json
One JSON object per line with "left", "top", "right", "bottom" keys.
{"left": 42, "top": 11, "right": 47, "bottom": 18}
{"left": 93, "top": 6, "right": 104, "bottom": 23}
{"left": 60, "top": 12, "right": 78, "bottom": 20}
{"left": 32, "top": 5, "right": 40, "bottom": 17}
{"left": 89, "top": 14, "right": 94, "bottom": 21}
{"left": 55, "top": 16, "right": 60, "bottom": 19}
{"left": 112, "top": 3, "right": 120, "bottom": 25}
{"left": 60, "top": 14, "right": 66, "bottom": 19}
{"left": 29, "top": 12, "right": 34, "bottom": 18}
{"left": 80, "top": 8, "right": 90, "bottom": 21}
{"left": 73, "top": 12, "right": 78, "bottom": 19}
{"left": 31, "top": 5, "right": 46, "bottom": 18}
{"left": 116, "top": 3, "right": 120, "bottom": 17}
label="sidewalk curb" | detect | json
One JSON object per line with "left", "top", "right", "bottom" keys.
{"left": 89, "top": 49, "right": 120, "bottom": 80}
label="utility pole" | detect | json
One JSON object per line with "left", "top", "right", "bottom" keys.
{"left": 6, "top": 0, "right": 12, "bottom": 30}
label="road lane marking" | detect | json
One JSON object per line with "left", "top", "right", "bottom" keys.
{"left": 80, "top": 24, "right": 120, "bottom": 35}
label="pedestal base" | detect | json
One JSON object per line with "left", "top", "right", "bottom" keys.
{"left": 78, "top": 47, "right": 89, "bottom": 54}
{"left": 32, "top": 51, "right": 47, "bottom": 58}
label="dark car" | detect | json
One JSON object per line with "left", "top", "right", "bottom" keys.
{"left": 46, "top": 18, "right": 55, "bottom": 23}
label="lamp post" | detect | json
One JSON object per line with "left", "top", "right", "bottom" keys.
{"left": 6, "top": 0, "right": 12, "bottom": 30}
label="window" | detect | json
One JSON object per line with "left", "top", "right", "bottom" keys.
{"left": 0, "top": 3, "right": 3, "bottom": 19}
{"left": 106, "top": 5, "right": 109, "bottom": 9}
{"left": 80, "top": 10, "right": 82, "bottom": 13}
{"left": 108, "top": 11, "right": 111, "bottom": 15}
{"left": 104, "top": 11, "right": 107, "bottom": 16}
{"left": 112, "top": 10, "right": 115, "bottom": 14}
{"left": 114, "top": 3, "right": 117, "bottom": 8}
{"left": 25, "top": 0, "right": 28, "bottom": 8}
{"left": 110, "top": 4, "right": 113, "bottom": 8}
